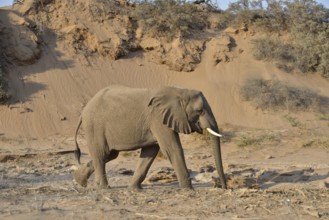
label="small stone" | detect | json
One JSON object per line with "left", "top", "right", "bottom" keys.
{"left": 117, "top": 168, "right": 134, "bottom": 175}
{"left": 265, "top": 155, "right": 274, "bottom": 159}
{"left": 199, "top": 165, "right": 215, "bottom": 173}
{"left": 224, "top": 27, "right": 239, "bottom": 34}
{"left": 0, "top": 155, "right": 15, "bottom": 162}
{"left": 147, "top": 167, "right": 177, "bottom": 183}
{"left": 20, "top": 107, "right": 33, "bottom": 113}
{"left": 240, "top": 24, "right": 248, "bottom": 32}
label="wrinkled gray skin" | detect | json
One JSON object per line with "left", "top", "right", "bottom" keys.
{"left": 73, "top": 85, "right": 226, "bottom": 190}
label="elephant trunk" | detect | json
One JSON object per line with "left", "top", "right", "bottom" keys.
{"left": 198, "top": 96, "right": 227, "bottom": 189}
{"left": 200, "top": 121, "right": 227, "bottom": 189}
{"left": 209, "top": 133, "right": 227, "bottom": 189}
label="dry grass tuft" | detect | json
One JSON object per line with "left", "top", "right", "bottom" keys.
{"left": 236, "top": 131, "right": 281, "bottom": 148}
{"left": 240, "top": 78, "right": 320, "bottom": 112}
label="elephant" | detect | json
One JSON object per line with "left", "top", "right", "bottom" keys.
{"left": 73, "top": 85, "right": 227, "bottom": 190}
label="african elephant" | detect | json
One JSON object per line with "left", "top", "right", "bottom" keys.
{"left": 73, "top": 85, "right": 227, "bottom": 190}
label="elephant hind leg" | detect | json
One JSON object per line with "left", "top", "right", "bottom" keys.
{"left": 94, "top": 159, "right": 108, "bottom": 188}
{"left": 128, "top": 144, "right": 159, "bottom": 190}
{"left": 94, "top": 150, "right": 120, "bottom": 189}
{"left": 73, "top": 160, "right": 95, "bottom": 187}
{"left": 73, "top": 150, "right": 118, "bottom": 188}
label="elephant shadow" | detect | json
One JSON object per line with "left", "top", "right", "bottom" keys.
{"left": 228, "top": 167, "right": 329, "bottom": 189}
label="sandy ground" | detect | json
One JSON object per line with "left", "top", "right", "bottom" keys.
{"left": 1, "top": 3, "right": 329, "bottom": 219}
{"left": 1, "top": 131, "right": 329, "bottom": 220}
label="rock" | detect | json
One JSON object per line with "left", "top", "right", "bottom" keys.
{"left": 0, "top": 155, "right": 15, "bottom": 163}
{"left": 140, "top": 36, "right": 205, "bottom": 72}
{"left": 15, "top": 0, "right": 35, "bottom": 15}
{"left": 303, "top": 207, "right": 320, "bottom": 218}
{"left": 117, "top": 168, "right": 134, "bottom": 175}
{"left": 1, "top": 11, "right": 41, "bottom": 65}
{"left": 147, "top": 167, "right": 177, "bottom": 183}
{"left": 20, "top": 107, "right": 33, "bottom": 114}
{"left": 194, "top": 172, "right": 213, "bottom": 183}
{"left": 265, "top": 155, "right": 274, "bottom": 159}
{"left": 70, "top": 165, "right": 79, "bottom": 171}
{"left": 240, "top": 24, "right": 248, "bottom": 32}
{"left": 224, "top": 27, "right": 239, "bottom": 34}
{"left": 199, "top": 165, "right": 215, "bottom": 173}
{"left": 208, "top": 35, "right": 234, "bottom": 65}
{"left": 13, "top": 45, "right": 40, "bottom": 63}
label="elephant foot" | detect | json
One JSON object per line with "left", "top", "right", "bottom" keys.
{"left": 97, "top": 183, "right": 110, "bottom": 190}
{"left": 128, "top": 184, "right": 143, "bottom": 192}
{"left": 179, "top": 181, "right": 193, "bottom": 189}
{"left": 73, "top": 163, "right": 94, "bottom": 187}
{"left": 180, "top": 185, "right": 194, "bottom": 190}
{"left": 73, "top": 170, "right": 88, "bottom": 187}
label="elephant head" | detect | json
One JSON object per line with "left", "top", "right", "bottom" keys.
{"left": 148, "top": 87, "right": 227, "bottom": 189}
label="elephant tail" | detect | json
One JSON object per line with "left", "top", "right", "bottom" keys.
{"left": 74, "top": 116, "right": 82, "bottom": 164}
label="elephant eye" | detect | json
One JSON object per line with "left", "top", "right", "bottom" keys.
{"left": 196, "top": 109, "right": 203, "bottom": 114}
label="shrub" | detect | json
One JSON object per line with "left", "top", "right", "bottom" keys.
{"left": 252, "top": 36, "right": 328, "bottom": 75}
{"left": 284, "top": 1, "right": 329, "bottom": 76}
{"left": 302, "top": 136, "right": 329, "bottom": 149}
{"left": 283, "top": 115, "right": 301, "bottom": 127}
{"left": 207, "top": 10, "right": 233, "bottom": 30}
{"left": 227, "top": 0, "right": 266, "bottom": 28}
{"left": 132, "top": 0, "right": 208, "bottom": 41}
{"left": 237, "top": 131, "right": 280, "bottom": 148}
{"left": 230, "top": 0, "right": 329, "bottom": 78}
{"left": 252, "top": 38, "right": 295, "bottom": 63}
{"left": 240, "top": 78, "right": 320, "bottom": 111}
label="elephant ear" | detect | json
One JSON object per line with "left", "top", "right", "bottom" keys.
{"left": 148, "top": 91, "right": 192, "bottom": 134}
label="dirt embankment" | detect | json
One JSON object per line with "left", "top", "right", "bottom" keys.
{"left": 15, "top": 0, "right": 212, "bottom": 71}
{"left": 0, "top": 0, "right": 250, "bottom": 139}
{"left": 1, "top": 0, "right": 329, "bottom": 139}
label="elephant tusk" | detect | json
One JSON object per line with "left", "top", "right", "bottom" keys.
{"left": 206, "top": 128, "right": 223, "bottom": 137}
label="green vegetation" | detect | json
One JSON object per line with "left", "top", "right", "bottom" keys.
{"left": 240, "top": 78, "right": 320, "bottom": 111}
{"left": 132, "top": 0, "right": 208, "bottom": 41}
{"left": 284, "top": 115, "right": 302, "bottom": 127}
{"left": 302, "top": 136, "right": 329, "bottom": 149}
{"left": 228, "top": 0, "right": 329, "bottom": 78}
{"left": 132, "top": 0, "right": 329, "bottom": 77}
{"left": 252, "top": 38, "right": 295, "bottom": 72}
{"left": 237, "top": 131, "right": 280, "bottom": 148}
{"left": 316, "top": 113, "right": 329, "bottom": 121}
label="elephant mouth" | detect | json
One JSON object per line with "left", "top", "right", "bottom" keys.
{"left": 191, "top": 122, "right": 203, "bottom": 134}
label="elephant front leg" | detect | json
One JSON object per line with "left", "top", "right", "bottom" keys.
{"left": 128, "top": 144, "right": 160, "bottom": 190}
{"left": 152, "top": 127, "right": 192, "bottom": 189}
{"left": 73, "top": 160, "right": 95, "bottom": 187}
{"left": 164, "top": 146, "right": 192, "bottom": 189}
